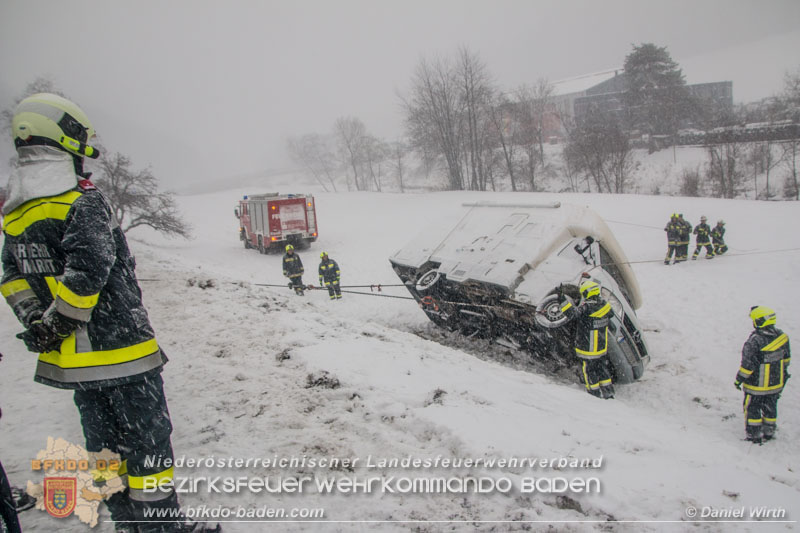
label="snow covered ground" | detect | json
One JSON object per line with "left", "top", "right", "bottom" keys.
{"left": 2, "top": 182, "right": 800, "bottom": 532}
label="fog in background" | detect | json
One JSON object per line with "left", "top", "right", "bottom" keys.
{"left": 1, "top": 0, "right": 800, "bottom": 190}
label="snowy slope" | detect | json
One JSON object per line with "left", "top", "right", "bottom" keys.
{"left": 1, "top": 186, "right": 800, "bottom": 532}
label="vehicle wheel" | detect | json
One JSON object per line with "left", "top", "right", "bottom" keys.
{"left": 534, "top": 293, "right": 570, "bottom": 329}
{"left": 415, "top": 270, "right": 441, "bottom": 293}
{"left": 243, "top": 232, "right": 251, "bottom": 249}
{"left": 258, "top": 237, "right": 265, "bottom": 254}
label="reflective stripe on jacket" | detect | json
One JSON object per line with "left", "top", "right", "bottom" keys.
{"left": 2, "top": 185, "right": 164, "bottom": 389}
{"left": 563, "top": 298, "right": 613, "bottom": 359}
{"left": 318, "top": 259, "right": 340, "bottom": 284}
{"left": 737, "top": 328, "right": 791, "bottom": 395}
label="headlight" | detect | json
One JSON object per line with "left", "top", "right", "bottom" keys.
{"left": 601, "top": 287, "right": 624, "bottom": 318}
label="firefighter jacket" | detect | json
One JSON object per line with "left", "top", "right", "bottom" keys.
{"left": 736, "top": 326, "right": 791, "bottom": 395}
{"left": 318, "top": 258, "right": 340, "bottom": 284}
{"left": 664, "top": 219, "right": 681, "bottom": 244}
{"left": 693, "top": 223, "right": 712, "bottom": 244}
{"left": 711, "top": 225, "right": 726, "bottom": 245}
{"left": 561, "top": 296, "right": 614, "bottom": 360}
{"left": 677, "top": 218, "right": 691, "bottom": 244}
{"left": 283, "top": 252, "right": 304, "bottom": 278}
{"left": 1, "top": 165, "right": 165, "bottom": 390}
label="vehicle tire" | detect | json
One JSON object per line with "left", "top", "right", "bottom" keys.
{"left": 534, "top": 293, "right": 570, "bottom": 329}
{"left": 415, "top": 270, "right": 441, "bottom": 293}
{"left": 243, "top": 232, "right": 251, "bottom": 249}
{"left": 258, "top": 237, "right": 265, "bottom": 254}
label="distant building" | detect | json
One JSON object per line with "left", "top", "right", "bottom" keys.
{"left": 546, "top": 69, "right": 733, "bottom": 138}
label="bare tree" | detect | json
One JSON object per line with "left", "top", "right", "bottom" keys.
{"left": 286, "top": 134, "right": 338, "bottom": 192}
{"left": 390, "top": 141, "right": 408, "bottom": 192}
{"left": 92, "top": 151, "right": 191, "bottom": 238}
{"left": 706, "top": 142, "right": 745, "bottom": 199}
{"left": 564, "top": 107, "right": 634, "bottom": 193}
{"left": 402, "top": 56, "right": 465, "bottom": 190}
{"left": 361, "top": 135, "right": 389, "bottom": 192}
{"left": 780, "top": 140, "right": 799, "bottom": 200}
{"left": 487, "top": 93, "right": 518, "bottom": 191}
{"left": 334, "top": 117, "right": 368, "bottom": 191}
{"left": 514, "top": 80, "right": 553, "bottom": 191}
{"left": 456, "top": 46, "right": 495, "bottom": 191}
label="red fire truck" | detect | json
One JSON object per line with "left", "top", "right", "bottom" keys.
{"left": 236, "top": 193, "right": 318, "bottom": 253}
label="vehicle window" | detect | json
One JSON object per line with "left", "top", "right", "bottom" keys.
{"left": 598, "top": 245, "right": 634, "bottom": 306}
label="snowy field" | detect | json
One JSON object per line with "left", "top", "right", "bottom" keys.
{"left": 2, "top": 182, "right": 800, "bottom": 532}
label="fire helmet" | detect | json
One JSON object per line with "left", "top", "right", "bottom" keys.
{"left": 580, "top": 280, "right": 601, "bottom": 300}
{"left": 285, "top": 244, "right": 294, "bottom": 252}
{"left": 749, "top": 306, "right": 776, "bottom": 329}
{"left": 320, "top": 251, "right": 328, "bottom": 259}
{"left": 12, "top": 93, "right": 99, "bottom": 159}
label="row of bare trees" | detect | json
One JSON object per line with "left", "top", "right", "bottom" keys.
{"left": 287, "top": 118, "right": 410, "bottom": 193}
{"left": 401, "top": 47, "right": 555, "bottom": 192}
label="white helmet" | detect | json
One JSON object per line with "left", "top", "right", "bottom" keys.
{"left": 12, "top": 93, "right": 99, "bottom": 158}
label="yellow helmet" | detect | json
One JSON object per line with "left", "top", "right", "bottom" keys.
{"left": 749, "top": 306, "right": 776, "bottom": 329}
{"left": 320, "top": 251, "right": 328, "bottom": 259}
{"left": 285, "top": 244, "right": 294, "bottom": 252}
{"left": 580, "top": 280, "right": 600, "bottom": 299}
{"left": 12, "top": 93, "right": 99, "bottom": 158}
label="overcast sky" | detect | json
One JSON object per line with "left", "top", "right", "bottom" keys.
{"left": 2, "top": 0, "right": 800, "bottom": 189}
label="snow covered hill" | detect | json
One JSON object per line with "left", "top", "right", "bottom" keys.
{"left": 2, "top": 186, "right": 799, "bottom": 532}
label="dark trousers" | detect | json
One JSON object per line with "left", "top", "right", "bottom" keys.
{"left": 288, "top": 276, "right": 305, "bottom": 295}
{"left": 74, "top": 373, "right": 181, "bottom": 532}
{"left": 714, "top": 243, "right": 728, "bottom": 255}
{"left": 324, "top": 279, "right": 342, "bottom": 299}
{"left": 579, "top": 357, "right": 614, "bottom": 398}
{"left": 743, "top": 393, "right": 779, "bottom": 439}
{"left": 0, "top": 460, "right": 21, "bottom": 533}
{"left": 693, "top": 243, "right": 714, "bottom": 258}
{"left": 677, "top": 241, "right": 690, "bottom": 262}
{"left": 664, "top": 243, "right": 678, "bottom": 264}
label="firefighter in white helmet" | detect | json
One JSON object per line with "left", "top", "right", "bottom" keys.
{"left": 1, "top": 93, "right": 219, "bottom": 532}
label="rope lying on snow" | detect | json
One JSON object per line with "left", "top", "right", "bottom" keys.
{"left": 139, "top": 247, "right": 800, "bottom": 306}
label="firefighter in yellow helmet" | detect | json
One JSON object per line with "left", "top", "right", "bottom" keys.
{"left": 560, "top": 280, "right": 616, "bottom": 399}
{"left": 318, "top": 252, "right": 342, "bottom": 300}
{"left": 1, "top": 94, "right": 219, "bottom": 532}
{"left": 735, "top": 306, "right": 791, "bottom": 443}
{"left": 663, "top": 213, "right": 681, "bottom": 265}
{"left": 282, "top": 244, "right": 305, "bottom": 295}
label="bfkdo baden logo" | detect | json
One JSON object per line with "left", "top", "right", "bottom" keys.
{"left": 44, "top": 477, "right": 77, "bottom": 518}
{"left": 27, "top": 436, "right": 125, "bottom": 528}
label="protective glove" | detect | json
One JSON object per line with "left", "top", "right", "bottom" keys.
{"left": 12, "top": 298, "right": 45, "bottom": 329}
{"left": 734, "top": 381, "right": 742, "bottom": 390}
{"left": 16, "top": 320, "right": 65, "bottom": 353}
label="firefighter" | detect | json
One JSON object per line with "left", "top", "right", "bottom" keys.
{"left": 318, "top": 252, "right": 342, "bottom": 300}
{"left": 663, "top": 213, "right": 681, "bottom": 264}
{"left": 692, "top": 215, "right": 715, "bottom": 260}
{"left": 735, "top": 306, "right": 791, "bottom": 443}
{"left": 676, "top": 213, "right": 691, "bottom": 262}
{"left": 560, "top": 280, "right": 615, "bottom": 399}
{"left": 282, "top": 244, "right": 305, "bottom": 295}
{"left": 0, "top": 94, "right": 219, "bottom": 532}
{"left": 712, "top": 219, "right": 728, "bottom": 255}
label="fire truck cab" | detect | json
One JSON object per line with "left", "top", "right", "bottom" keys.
{"left": 236, "top": 193, "right": 318, "bottom": 253}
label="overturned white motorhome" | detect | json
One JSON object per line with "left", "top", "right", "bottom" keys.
{"left": 390, "top": 201, "right": 650, "bottom": 384}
